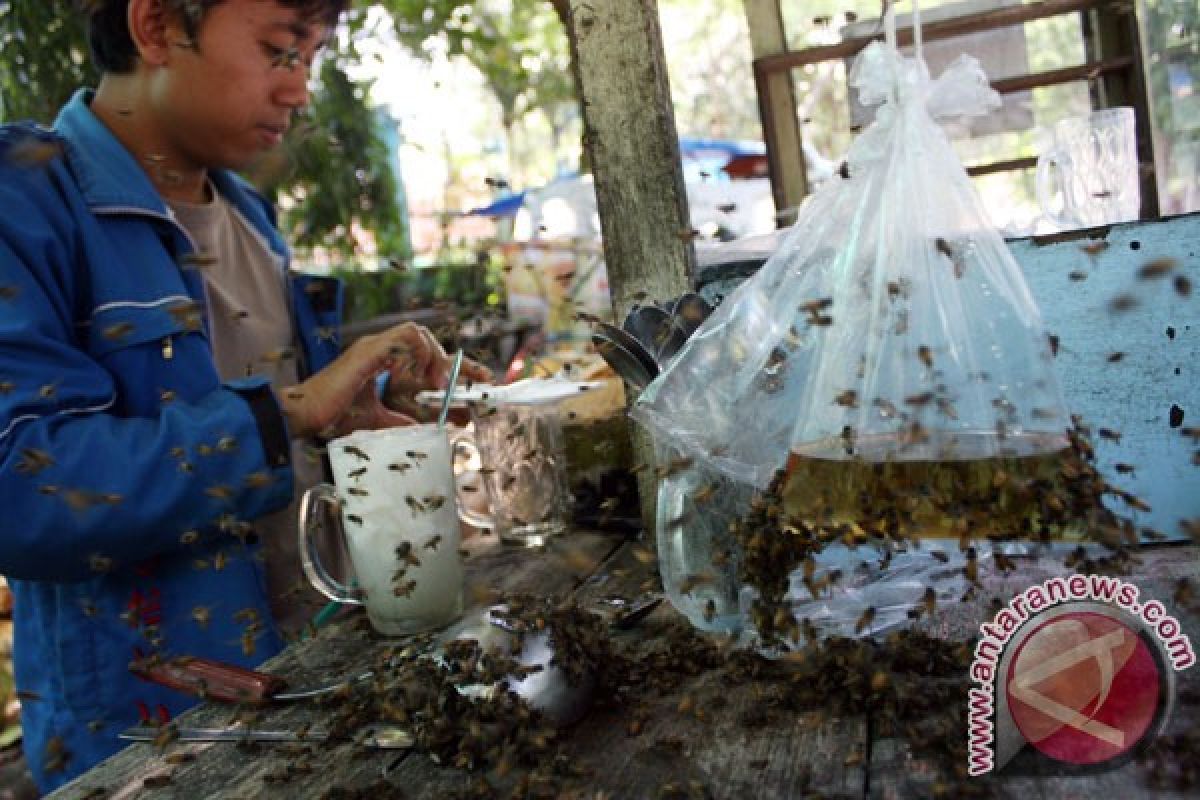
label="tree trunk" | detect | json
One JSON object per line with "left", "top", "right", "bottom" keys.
{"left": 560, "top": 0, "right": 694, "bottom": 537}
{"left": 561, "top": 0, "right": 693, "bottom": 321}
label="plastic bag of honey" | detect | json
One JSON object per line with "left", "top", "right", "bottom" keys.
{"left": 635, "top": 16, "right": 1095, "bottom": 642}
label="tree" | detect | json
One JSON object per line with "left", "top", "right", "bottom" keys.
{"left": 381, "top": 0, "right": 576, "bottom": 188}
{"left": 0, "top": 1, "right": 95, "bottom": 121}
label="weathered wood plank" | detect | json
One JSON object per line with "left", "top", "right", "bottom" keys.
{"left": 742, "top": 0, "right": 808, "bottom": 223}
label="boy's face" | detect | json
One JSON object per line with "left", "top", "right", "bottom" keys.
{"left": 147, "top": 0, "right": 328, "bottom": 171}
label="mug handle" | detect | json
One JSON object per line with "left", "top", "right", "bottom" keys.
{"left": 298, "top": 483, "right": 362, "bottom": 606}
{"left": 449, "top": 428, "right": 495, "bottom": 530}
{"left": 1035, "top": 147, "right": 1073, "bottom": 231}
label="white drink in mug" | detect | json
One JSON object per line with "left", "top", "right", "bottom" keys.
{"left": 299, "top": 424, "right": 464, "bottom": 635}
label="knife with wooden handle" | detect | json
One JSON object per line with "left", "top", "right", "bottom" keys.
{"left": 129, "top": 656, "right": 372, "bottom": 705}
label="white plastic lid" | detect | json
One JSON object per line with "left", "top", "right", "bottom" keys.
{"left": 416, "top": 377, "right": 604, "bottom": 408}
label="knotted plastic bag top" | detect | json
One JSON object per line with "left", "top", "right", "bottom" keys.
{"left": 634, "top": 38, "right": 1070, "bottom": 489}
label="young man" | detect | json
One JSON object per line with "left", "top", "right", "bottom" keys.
{"left": 0, "top": 0, "right": 487, "bottom": 790}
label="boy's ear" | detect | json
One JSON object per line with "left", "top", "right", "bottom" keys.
{"left": 126, "top": 0, "right": 175, "bottom": 67}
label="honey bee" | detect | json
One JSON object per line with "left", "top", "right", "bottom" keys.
{"left": 800, "top": 297, "right": 833, "bottom": 315}
{"left": 180, "top": 252, "right": 218, "bottom": 269}
{"left": 920, "top": 587, "right": 937, "bottom": 617}
{"left": 964, "top": 547, "right": 979, "bottom": 584}
{"left": 205, "top": 484, "right": 233, "bottom": 501}
{"left": 1174, "top": 275, "right": 1192, "bottom": 297}
{"left": 43, "top": 735, "right": 69, "bottom": 773}
{"left": 244, "top": 472, "right": 273, "bottom": 489}
{"left": 1046, "top": 333, "right": 1060, "bottom": 357}
{"left": 1136, "top": 257, "right": 1177, "bottom": 280}
{"left": 833, "top": 389, "right": 858, "bottom": 408}
{"left": 347, "top": 514, "right": 363, "bottom": 525}
{"left": 344, "top": 445, "right": 370, "bottom": 461}
{"left": 260, "top": 347, "right": 295, "bottom": 364}
{"left": 631, "top": 546, "right": 656, "bottom": 565}
{"left": 904, "top": 392, "right": 934, "bottom": 408}
{"left": 346, "top": 487, "right": 368, "bottom": 497}
{"left": 7, "top": 136, "right": 62, "bottom": 168}
{"left": 1067, "top": 270, "right": 1088, "bottom": 282}
{"left": 1079, "top": 240, "right": 1110, "bottom": 256}
{"left": 655, "top": 456, "right": 693, "bottom": 479}
{"left": 873, "top": 398, "right": 899, "bottom": 419}
{"left": 1108, "top": 293, "right": 1138, "bottom": 313}
{"left": 406, "top": 450, "right": 428, "bottom": 462}
{"left": 916, "top": 345, "right": 934, "bottom": 369}
{"left": 102, "top": 322, "right": 136, "bottom": 341}
{"left": 935, "top": 398, "right": 958, "bottom": 420}
{"left": 348, "top": 466, "right": 367, "bottom": 478}
{"left": 855, "top": 606, "right": 876, "bottom": 634}
{"left": 424, "top": 534, "right": 443, "bottom": 550}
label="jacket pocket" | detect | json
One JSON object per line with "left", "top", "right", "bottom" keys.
{"left": 83, "top": 295, "right": 203, "bottom": 361}
{"left": 81, "top": 296, "right": 219, "bottom": 414}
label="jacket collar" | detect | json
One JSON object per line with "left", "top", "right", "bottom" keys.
{"left": 55, "top": 88, "right": 170, "bottom": 214}
{"left": 53, "top": 89, "right": 287, "bottom": 259}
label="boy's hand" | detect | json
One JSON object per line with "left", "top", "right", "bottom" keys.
{"left": 277, "top": 323, "right": 490, "bottom": 440}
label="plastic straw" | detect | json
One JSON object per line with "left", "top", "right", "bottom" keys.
{"left": 437, "top": 350, "right": 465, "bottom": 429}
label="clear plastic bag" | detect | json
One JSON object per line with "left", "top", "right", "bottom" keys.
{"left": 636, "top": 12, "right": 1077, "bottom": 644}
{"left": 634, "top": 42, "right": 1069, "bottom": 489}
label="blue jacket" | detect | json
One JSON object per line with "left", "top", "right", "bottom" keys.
{"left": 0, "top": 90, "right": 342, "bottom": 792}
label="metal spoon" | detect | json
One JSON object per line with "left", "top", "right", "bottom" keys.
{"left": 596, "top": 321, "right": 658, "bottom": 376}
{"left": 592, "top": 332, "right": 653, "bottom": 389}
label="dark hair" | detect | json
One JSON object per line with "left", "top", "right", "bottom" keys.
{"left": 84, "top": 0, "right": 350, "bottom": 73}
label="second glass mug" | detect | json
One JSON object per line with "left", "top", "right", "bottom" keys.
{"left": 452, "top": 400, "right": 574, "bottom": 547}
{"left": 1036, "top": 107, "right": 1140, "bottom": 230}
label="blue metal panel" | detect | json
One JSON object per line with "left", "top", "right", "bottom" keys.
{"left": 696, "top": 213, "right": 1200, "bottom": 539}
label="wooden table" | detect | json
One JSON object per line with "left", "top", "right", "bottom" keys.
{"left": 49, "top": 532, "right": 1199, "bottom": 799}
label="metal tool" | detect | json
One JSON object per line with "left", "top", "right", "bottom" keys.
{"left": 592, "top": 332, "right": 654, "bottom": 389}
{"left": 129, "top": 656, "right": 373, "bottom": 705}
{"left": 119, "top": 724, "right": 413, "bottom": 749}
{"left": 668, "top": 292, "right": 713, "bottom": 340}
{"left": 609, "top": 594, "right": 665, "bottom": 630}
{"left": 596, "top": 321, "right": 658, "bottom": 376}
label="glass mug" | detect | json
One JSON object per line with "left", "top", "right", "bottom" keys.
{"left": 299, "top": 424, "right": 464, "bottom": 636}
{"left": 452, "top": 401, "right": 573, "bottom": 548}
{"left": 1036, "top": 107, "right": 1140, "bottom": 231}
